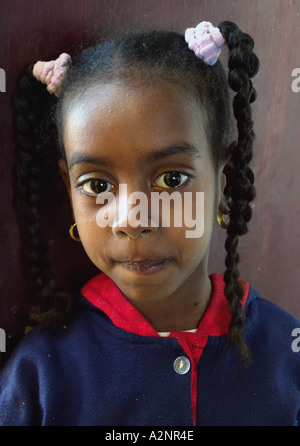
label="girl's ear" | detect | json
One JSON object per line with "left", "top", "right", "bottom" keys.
{"left": 58, "top": 158, "right": 73, "bottom": 206}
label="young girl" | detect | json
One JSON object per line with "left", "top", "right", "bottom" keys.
{"left": 0, "top": 20, "right": 299, "bottom": 426}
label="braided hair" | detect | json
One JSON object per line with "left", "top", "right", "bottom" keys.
{"left": 14, "top": 21, "right": 259, "bottom": 360}
{"left": 218, "top": 22, "right": 258, "bottom": 361}
{"left": 13, "top": 66, "right": 72, "bottom": 327}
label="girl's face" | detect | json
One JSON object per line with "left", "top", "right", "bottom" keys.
{"left": 60, "top": 80, "right": 226, "bottom": 311}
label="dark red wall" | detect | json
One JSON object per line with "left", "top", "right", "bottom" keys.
{"left": 1, "top": 0, "right": 300, "bottom": 364}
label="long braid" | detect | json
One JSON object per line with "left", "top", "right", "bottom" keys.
{"left": 218, "top": 21, "right": 259, "bottom": 361}
{"left": 13, "top": 65, "right": 72, "bottom": 327}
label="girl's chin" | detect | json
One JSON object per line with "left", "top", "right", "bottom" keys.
{"left": 107, "top": 260, "right": 181, "bottom": 302}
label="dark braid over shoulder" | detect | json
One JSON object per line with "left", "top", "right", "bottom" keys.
{"left": 218, "top": 21, "right": 259, "bottom": 362}
{"left": 13, "top": 66, "right": 72, "bottom": 327}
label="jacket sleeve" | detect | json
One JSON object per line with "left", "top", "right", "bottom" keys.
{"left": 0, "top": 345, "right": 41, "bottom": 426}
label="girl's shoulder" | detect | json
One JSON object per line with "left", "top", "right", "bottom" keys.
{"left": 0, "top": 298, "right": 96, "bottom": 371}
{"left": 244, "top": 284, "right": 300, "bottom": 357}
{"left": 246, "top": 284, "right": 300, "bottom": 326}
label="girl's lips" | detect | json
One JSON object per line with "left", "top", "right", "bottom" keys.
{"left": 115, "top": 258, "right": 173, "bottom": 274}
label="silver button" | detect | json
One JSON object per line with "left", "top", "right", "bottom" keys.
{"left": 173, "top": 356, "right": 190, "bottom": 375}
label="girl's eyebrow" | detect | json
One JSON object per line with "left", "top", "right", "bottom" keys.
{"left": 69, "top": 154, "right": 109, "bottom": 170}
{"left": 146, "top": 143, "right": 202, "bottom": 162}
{"left": 68, "top": 143, "right": 201, "bottom": 170}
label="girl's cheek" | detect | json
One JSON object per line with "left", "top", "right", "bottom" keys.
{"left": 72, "top": 195, "right": 99, "bottom": 219}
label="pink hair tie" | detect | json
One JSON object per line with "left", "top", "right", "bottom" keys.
{"left": 33, "top": 53, "right": 72, "bottom": 97}
{"left": 185, "top": 21, "right": 225, "bottom": 65}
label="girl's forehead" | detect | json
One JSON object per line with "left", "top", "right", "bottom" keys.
{"left": 62, "top": 80, "right": 210, "bottom": 161}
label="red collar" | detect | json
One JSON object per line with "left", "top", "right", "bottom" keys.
{"left": 81, "top": 273, "right": 249, "bottom": 339}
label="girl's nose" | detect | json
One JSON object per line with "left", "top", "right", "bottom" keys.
{"left": 112, "top": 222, "right": 154, "bottom": 239}
{"left": 111, "top": 184, "right": 158, "bottom": 239}
{"left": 112, "top": 204, "right": 158, "bottom": 239}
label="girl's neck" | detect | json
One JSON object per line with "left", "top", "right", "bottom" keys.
{"left": 126, "top": 272, "right": 212, "bottom": 333}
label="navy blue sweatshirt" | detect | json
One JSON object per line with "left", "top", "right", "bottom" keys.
{"left": 0, "top": 273, "right": 299, "bottom": 426}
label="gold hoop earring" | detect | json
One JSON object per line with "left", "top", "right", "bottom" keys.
{"left": 69, "top": 222, "right": 81, "bottom": 242}
{"left": 217, "top": 211, "right": 229, "bottom": 230}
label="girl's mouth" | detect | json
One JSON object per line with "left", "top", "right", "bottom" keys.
{"left": 115, "top": 258, "right": 173, "bottom": 275}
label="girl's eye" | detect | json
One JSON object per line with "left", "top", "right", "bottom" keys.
{"left": 79, "top": 179, "right": 115, "bottom": 196}
{"left": 153, "top": 171, "right": 189, "bottom": 189}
